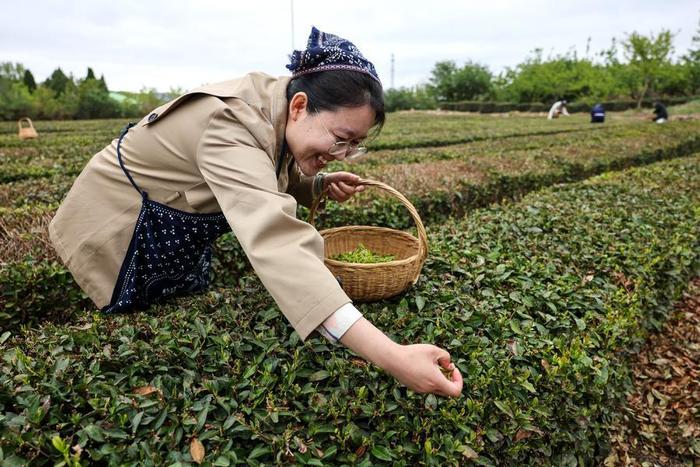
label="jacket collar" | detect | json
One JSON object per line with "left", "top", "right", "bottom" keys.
{"left": 270, "top": 76, "right": 290, "bottom": 166}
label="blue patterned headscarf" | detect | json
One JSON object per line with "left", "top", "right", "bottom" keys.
{"left": 286, "top": 27, "right": 381, "bottom": 84}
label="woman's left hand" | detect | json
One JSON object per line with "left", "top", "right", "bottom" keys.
{"left": 324, "top": 172, "right": 365, "bottom": 203}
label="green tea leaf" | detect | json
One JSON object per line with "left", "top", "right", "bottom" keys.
{"left": 371, "top": 445, "right": 394, "bottom": 461}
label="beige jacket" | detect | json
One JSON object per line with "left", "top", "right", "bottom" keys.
{"left": 49, "top": 72, "right": 351, "bottom": 340}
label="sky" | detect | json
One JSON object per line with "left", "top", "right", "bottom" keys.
{"left": 2, "top": 0, "right": 698, "bottom": 93}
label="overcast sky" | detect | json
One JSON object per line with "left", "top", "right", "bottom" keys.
{"left": 2, "top": 0, "right": 698, "bottom": 93}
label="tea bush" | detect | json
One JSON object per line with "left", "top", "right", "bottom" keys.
{"left": 1, "top": 155, "right": 698, "bottom": 465}
{"left": 3, "top": 122, "right": 700, "bottom": 331}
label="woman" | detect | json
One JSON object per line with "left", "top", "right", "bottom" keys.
{"left": 49, "top": 27, "right": 463, "bottom": 398}
{"left": 547, "top": 99, "right": 569, "bottom": 119}
{"left": 652, "top": 101, "right": 668, "bottom": 123}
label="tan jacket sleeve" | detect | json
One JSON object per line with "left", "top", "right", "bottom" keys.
{"left": 196, "top": 100, "right": 351, "bottom": 340}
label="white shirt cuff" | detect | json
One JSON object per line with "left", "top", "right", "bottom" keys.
{"left": 315, "top": 303, "right": 362, "bottom": 344}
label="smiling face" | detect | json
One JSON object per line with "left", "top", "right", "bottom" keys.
{"left": 285, "top": 92, "right": 376, "bottom": 176}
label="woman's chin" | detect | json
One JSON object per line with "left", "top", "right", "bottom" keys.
{"left": 300, "top": 160, "right": 326, "bottom": 177}
{"left": 299, "top": 163, "right": 319, "bottom": 177}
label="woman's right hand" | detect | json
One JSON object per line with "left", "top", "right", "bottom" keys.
{"left": 339, "top": 317, "right": 463, "bottom": 398}
{"left": 385, "top": 343, "right": 464, "bottom": 397}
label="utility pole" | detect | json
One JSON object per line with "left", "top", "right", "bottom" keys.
{"left": 290, "top": 0, "right": 295, "bottom": 49}
{"left": 390, "top": 53, "right": 395, "bottom": 89}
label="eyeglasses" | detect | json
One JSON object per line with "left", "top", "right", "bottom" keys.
{"left": 315, "top": 111, "right": 368, "bottom": 161}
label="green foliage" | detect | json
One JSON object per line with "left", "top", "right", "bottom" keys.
{"left": 437, "top": 25, "right": 698, "bottom": 111}
{"left": 0, "top": 65, "right": 172, "bottom": 121}
{"left": 75, "top": 79, "right": 120, "bottom": 119}
{"left": 498, "top": 49, "right": 624, "bottom": 104}
{"left": 383, "top": 85, "right": 436, "bottom": 112}
{"left": 622, "top": 30, "right": 676, "bottom": 107}
{"left": 0, "top": 80, "right": 33, "bottom": 121}
{"left": 331, "top": 244, "right": 395, "bottom": 263}
{"left": 4, "top": 116, "right": 700, "bottom": 336}
{"left": 682, "top": 15, "right": 700, "bottom": 95}
{"left": 0, "top": 156, "right": 698, "bottom": 464}
{"left": 119, "top": 87, "right": 170, "bottom": 118}
{"left": 4, "top": 20, "right": 700, "bottom": 119}
{"left": 0, "top": 63, "right": 26, "bottom": 82}
{"left": 43, "top": 68, "right": 71, "bottom": 97}
{"left": 428, "top": 60, "right": 493, "bottom": 102}
{"left": 22, "top": 70, "right": 36, "bottom": 93}
{"left": 0, "top": 259, "right": 93, "bottom": 330}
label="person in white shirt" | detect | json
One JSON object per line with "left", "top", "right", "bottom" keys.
{"left": 547, "top": 99, "right": 570, "bottom": 119}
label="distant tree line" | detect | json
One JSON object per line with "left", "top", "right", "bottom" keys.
{"left": 386, "top": 24, "right": 700, "bottom": 112}
{"left": 0, "top": 65, "right": 180, "bottom": 121}
{"left": 4, "top": 22, "right": 700, "bottom": 119}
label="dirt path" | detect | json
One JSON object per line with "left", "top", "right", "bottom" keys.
{"left": 605, "top": 278, "right": 700, "bottom": 466}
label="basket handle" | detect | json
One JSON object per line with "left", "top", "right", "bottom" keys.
{"left": 308, "top": 178, "right": 428, "bottom": 262}
{"left": 17, "top": 117, "right": 34, "bottom": 130}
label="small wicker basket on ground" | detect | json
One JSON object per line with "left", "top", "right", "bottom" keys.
{"left": 17, "top": 117, "right": 38, "bottom": 140}
{"left": 309, "top": 179, "right": 428, "bottom": 301}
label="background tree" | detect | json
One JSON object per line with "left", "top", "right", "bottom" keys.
{"left": 428, "top": 60, "right": 493, "bottom": 102}
{"left": 499, "top": 49, "right": 620, "bottom": 104}
{"left": 682, "top": 14, "right": 700, "bottom": 94}
{"left": 98, "top": 74, "right": 109, "bottom": 93}
{"left": 30, "top": 85, "right": 62, "bottom": 119}
{"left": 622, "top": 30, "right": 675, "bottom": 107}
{"left": 384, "top": 85, "right": 436, "bottom": 112}
{"left": 0, "top": 62, "right": 26, "bottom": 82}
{"left": 22, "top": 70, "right": 36, "bottom": 93}
{"left": 0, "top": 63, "right": 32, "bottom": 119}
{"left": 75, "top": 78, "right": 119, "bottom": 119}
{"left": 43, "top": 68, "right": 71, "bottom": 97}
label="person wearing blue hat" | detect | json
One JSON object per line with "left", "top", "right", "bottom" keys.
{"left": 590, "top": 103, "right": 605, "bottom": 123}
{"left": 50, "top": 26, "right": 464, "bottom": 398}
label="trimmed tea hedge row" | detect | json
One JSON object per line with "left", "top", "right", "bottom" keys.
{"left": 313, "top": 128, "right": 700, "bottom": 230}
{"left": 4, "top": 120, "right": 696, "bottom": 213}
{"left": 2, "top": 119, "right": 697, "bottom": 209}
{"left": 440, "top": 95, "right": 697, "bottom": 113}
{"left": 0, "top": 114, "right": 599, "bottom": 150}
{"left": 0, "top": 204, "right": 56, "bottom": 263}
{"left": 0, "top": 175, "right": 73, "bottom": 208}
{"left": 0, "top": 203, "right": 97, "bottom": 330}
{"left": 3, "top": 131, "right": 700, "bottom": 330}
{"left": 3, "top": 114, "right": 684, "bottom": 187}
{"left": 350, "top": 119, "right": 700, "bottom": 169}
{"left": 0, "top": 132, "right": 116, "bottom": 184}
{"left": 0, "top": 119, "right": 130, "bottom": 137}
{"left": 0, "top": 114, "right": 629, "bottom": 185}
{"left": 4, "top": 127, "right": 700, "bottom": 334}
{"left": 1, "top": 155, "right": 698, "bottom": 465}
{"left": 367, "top": 113, "right": 621, "bottom": 150}
{"left": 0, "top": 259, "right": 93, "bottom": 329}
{"left": 0, "top": 123, "right": 625, "bottom": 207}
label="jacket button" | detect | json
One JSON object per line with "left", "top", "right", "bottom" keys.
{"left": 148, "top": 112, "right": 158, "bottom": 122}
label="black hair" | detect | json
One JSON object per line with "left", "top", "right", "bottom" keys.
{"left": 286, "top": 70, "right": 385, "bottom": 136}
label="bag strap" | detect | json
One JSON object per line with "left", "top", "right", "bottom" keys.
{"left": 116, "top": 123, "right": 147, "bottom": 198}
{"left": 275, "top": 140, "right": 289, "bottom": 179}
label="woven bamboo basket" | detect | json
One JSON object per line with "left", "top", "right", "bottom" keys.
{"left": 17, "top": 117, "right": 38, "bottom": 140}
{"left": 309, "top": 179, "right": 428, "bottom": 301}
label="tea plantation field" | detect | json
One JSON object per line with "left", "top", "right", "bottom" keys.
{"left": 1, "top": 112, "right": 699, "bottom": 465}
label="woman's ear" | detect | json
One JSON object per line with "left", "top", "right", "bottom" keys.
{"left": 289, "top": 92, "right": 308, "bottom": 122}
